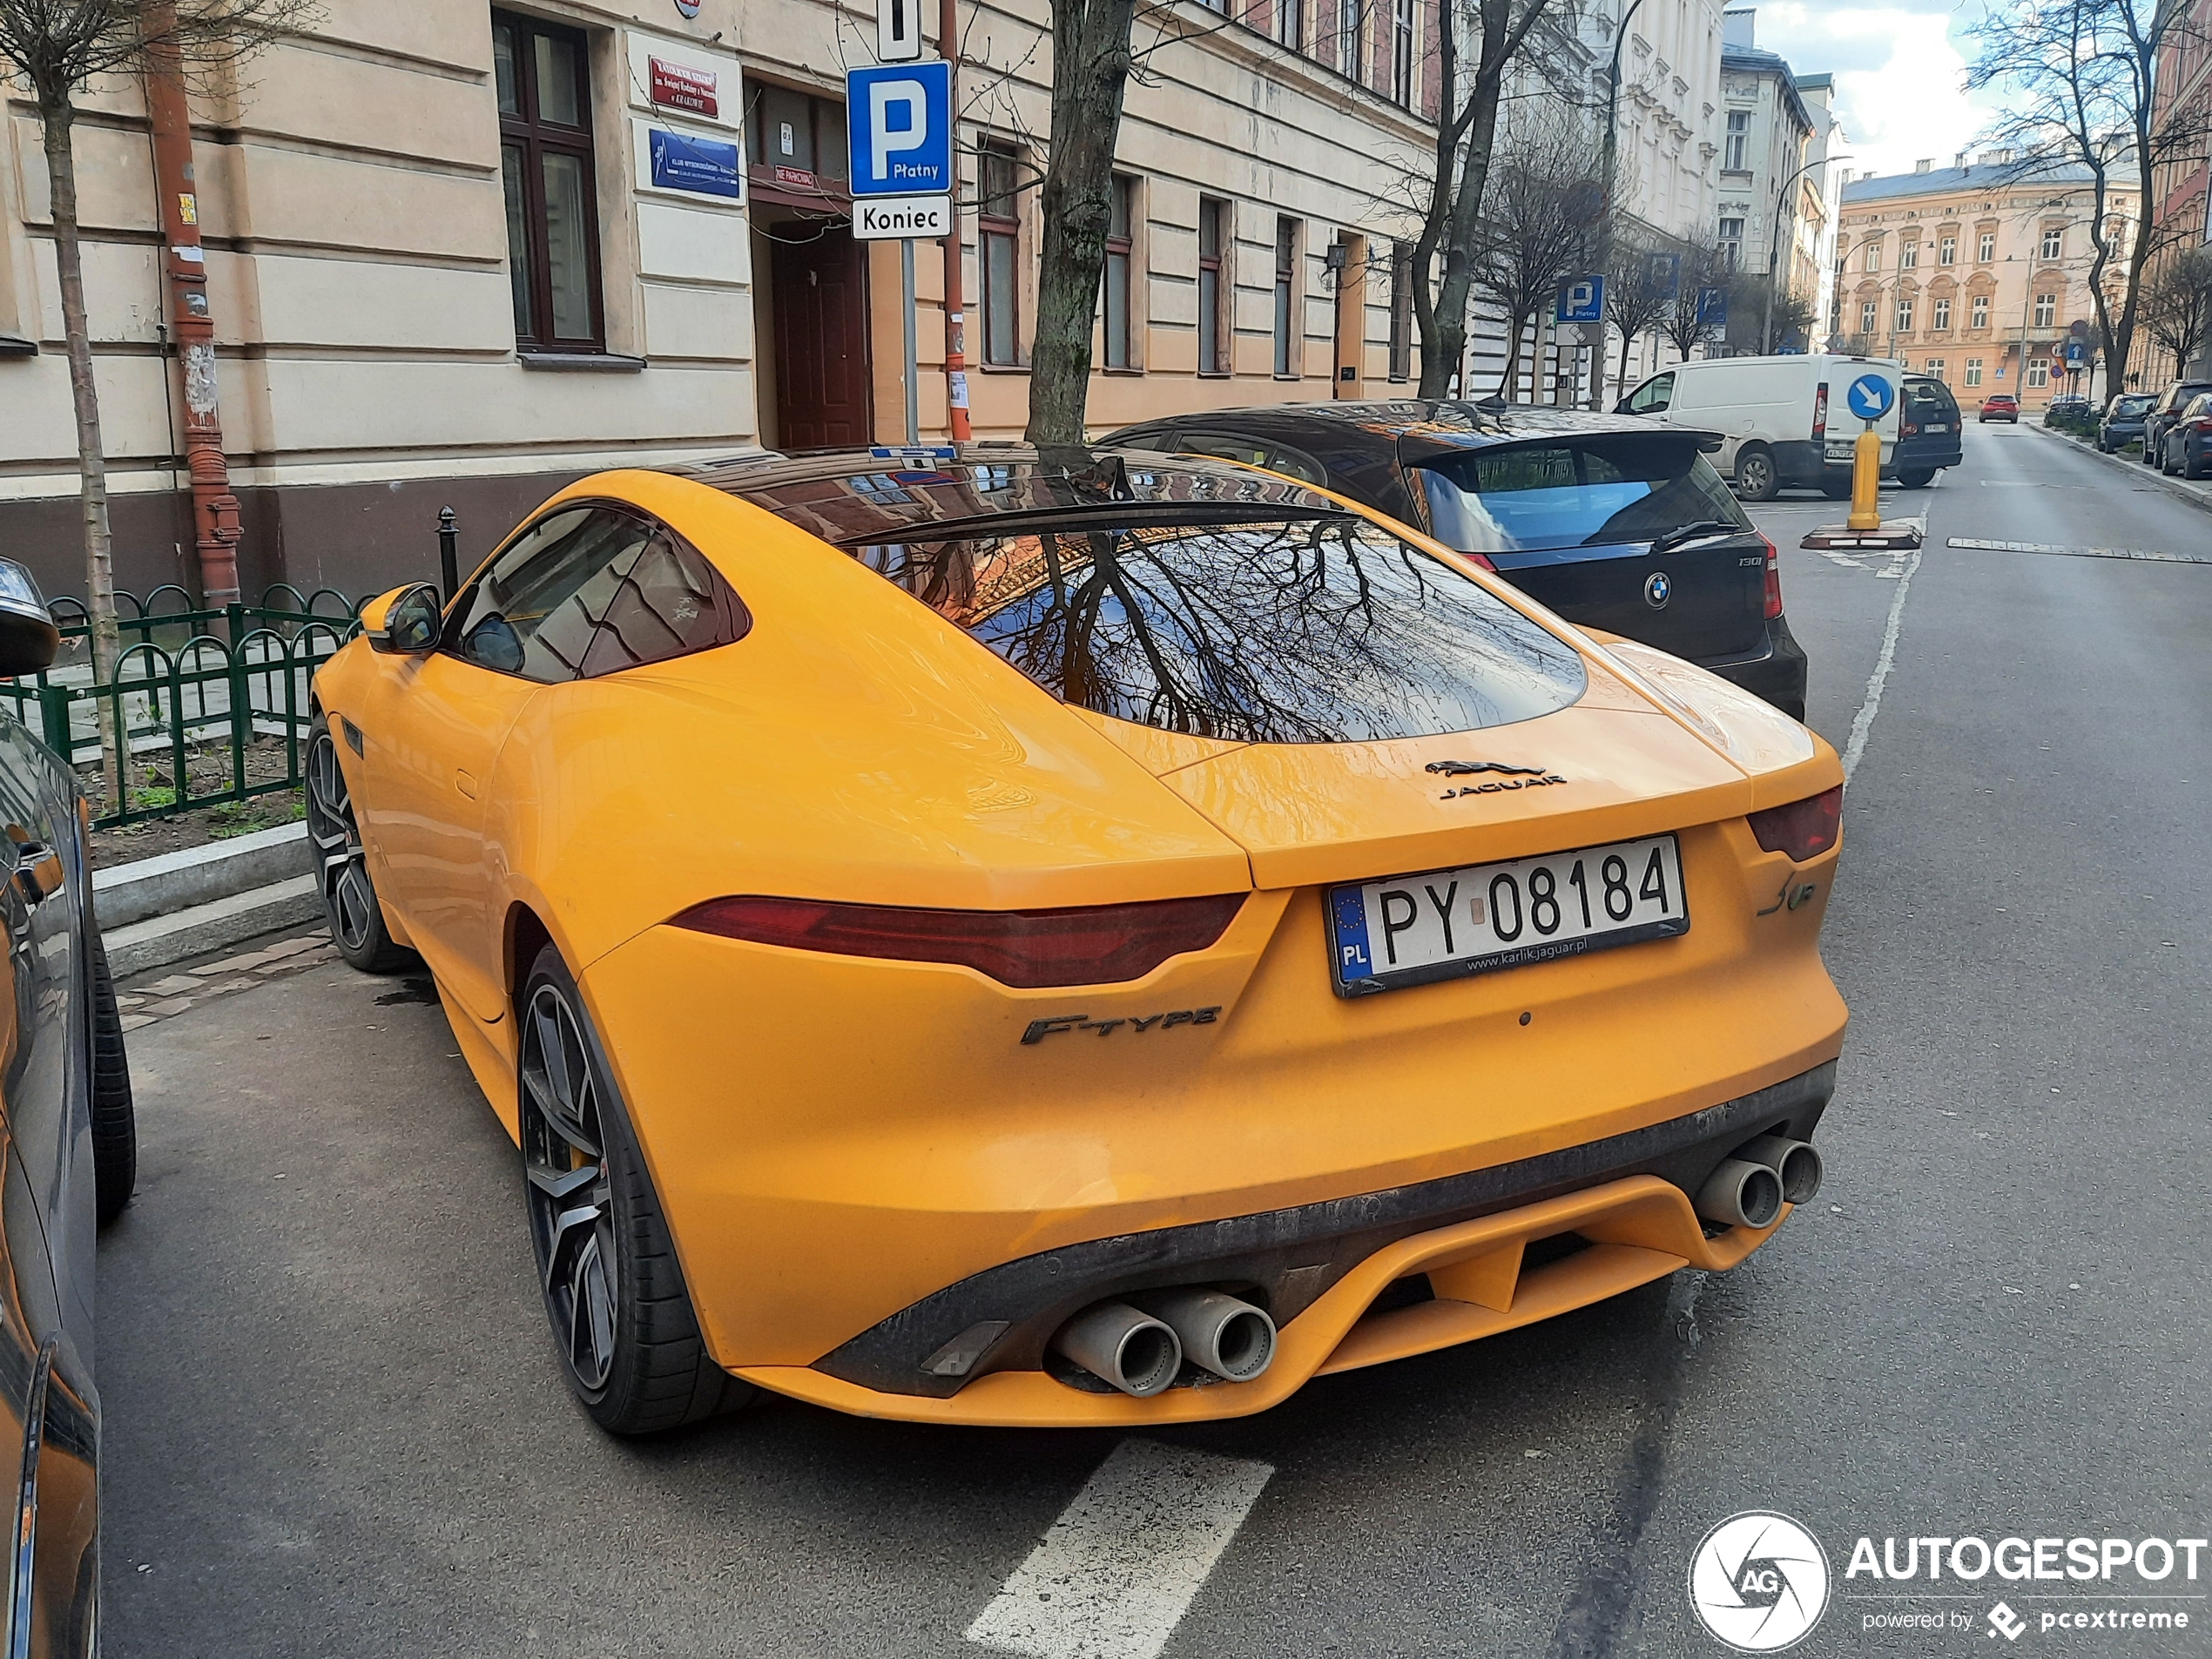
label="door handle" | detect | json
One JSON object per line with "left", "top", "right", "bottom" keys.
{"left": 12, "top": 843, "right": 62, "bottom": 905}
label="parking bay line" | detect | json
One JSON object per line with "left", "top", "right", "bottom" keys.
{"left": 1946, "top": 536, "right": 2212, "bottom": 566}
{"left": 965, "top": 1439, "right": 1274, "bottom": 1659}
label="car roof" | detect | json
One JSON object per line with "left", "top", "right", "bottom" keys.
{"left": 1114, "top": 398, "right": 1662, "bottom": 455}
{"left": 674, "top": 445, "right": 1343, "bottom": 545}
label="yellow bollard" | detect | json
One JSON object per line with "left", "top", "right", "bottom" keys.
{"left": 1846, "top": 427, "right": 1882, "bottom": 530}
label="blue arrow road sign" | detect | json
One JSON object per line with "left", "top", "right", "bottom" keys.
{"left": 1846, "top": 372, "right": 1894, "bottom": 421}
{"left": 1556, "top": 275, "right": 1605, "bottom": 324}
{"left": 846, "top": 61, "right": 953, "bottom": 198}
{"left": 1695, "top": 285, "right": 1727, "bottom": 328}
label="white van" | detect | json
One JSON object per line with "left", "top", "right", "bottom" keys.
{"left": 1616, "top": 354, "right": 1903, "bottom": 502}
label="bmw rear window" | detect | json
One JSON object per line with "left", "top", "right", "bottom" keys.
{"left": 847, "top": 516, "right": 1586, "bottom": 743}
{"left": 1414, "top": 435, "right": 1750, "bottom": 555}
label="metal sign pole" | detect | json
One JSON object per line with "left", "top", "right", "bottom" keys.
{"left": 902, "top": 236, "right": 920, "bottom": 442}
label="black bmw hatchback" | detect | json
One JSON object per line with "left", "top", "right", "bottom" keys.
{"left": 1101, "top": 401, "right": 1809, "bottom": 719}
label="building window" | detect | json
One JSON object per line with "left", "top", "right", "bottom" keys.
{"left": 2027, "top": 357, "right": 2049, "bottom": 387}
{"left": 1724, "top": 110, "right": 1749, "bottom": 172}
{"left": 980, "top": 143, "right": 1022, "bottom": 366}
{"left": 1977, "top": 230, "right": 1995, "bottom": 262}
{"left": 1925, "top": 358, "right": 1946, "bottom": 378}
{"left": 2033, "top": 292, "right": 2055, "bottom": 329}
{"left": 1392, "top": 0, "right": 1413, "bottom": 104}
{"left": 1388, "top": 240, "right": 1412, "bottom": 381}
{"left": 1965, "top": 357, "right": 1982, "bottom": 387}
{"left": 1865, "top": 241, "right": 1882, "bottom": 272}
{"left": 1717, "top": 217, "right": 1744, "bottom": 270}
{"left": 1895, "top": 297, "right": 1913, "bottom": 334}
{"left": 1273, "top": 216, "right": 1300, "bottom": 377}
{"left": 1939, "top": 234, "right": 1957, "bottom": 265}
{"left": 1932, "top": 296, "right": 1951, "bottom": 331}
{"left": 495, "top": 10, "right": 604, "bottom": 352}
{"left": 1103, "top": 175, "right": 1136, "bottom": 369}
{"left": 1339, "top": 0, "right": 1363, "bottom": 82}
{"left": 1900, "top": 240, "right": 1919, "bottom": 270}
{"left": 1276, "top": 0, "right": 1303, "bottom": 49}
{"left": 1198, "top": 197, "right": 1229, "bottom": 375}
{"left": 2040, "top": 226, "right": 2063, "bottom": 260}
{"left": 1860, "top": 299, "right": 1878, "bottom": 333}
{"left": 1971, "top": 293, "right": 1989, "bottom": 328}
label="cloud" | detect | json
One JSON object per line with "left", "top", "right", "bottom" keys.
{"left": 1750, "top": 3, "right": 2000, "bottom": 181}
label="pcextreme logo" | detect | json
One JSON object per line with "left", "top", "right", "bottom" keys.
{"left": 1689, "top": 1511, "right": 1832, "bottom": 1652}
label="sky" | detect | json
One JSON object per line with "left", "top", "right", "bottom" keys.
{"left": 1746, "top": 2, "right": 2005, "bottom": 184}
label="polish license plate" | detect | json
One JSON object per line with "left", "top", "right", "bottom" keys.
{"left": 1328, "top": 834, "right": 1689, "bottom": 996}
{"left": 1925, "top": 422, "right": 1950, "bottom": 433}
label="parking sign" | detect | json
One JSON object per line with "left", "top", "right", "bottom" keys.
{"left": 846, "top": 62, "right": 953, "bottom": 198}
{"left": 1556, "top": 275, "right": 1605, "bottom": 324}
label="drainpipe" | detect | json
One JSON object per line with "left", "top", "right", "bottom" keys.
{"left": 939, "top": 0, "right": 972, "bottom": 442}
{"left": 144, "top": 28, "right": 243, "bottom": 608}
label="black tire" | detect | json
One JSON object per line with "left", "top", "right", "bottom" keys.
{"left": 88, "top": 923, "right": 135, "bottom": 1227}
{"left": 1897, "top": 469, "right": 1936, "bottom": 489}
{"left": 1734, "top": 446, "right": 1779, "bottom": 502}
{"left": 305, "top": 713, "right": 415, "bottom": 974}
{"left": 518, "top": 944, "right": 754, "bottom": 1435}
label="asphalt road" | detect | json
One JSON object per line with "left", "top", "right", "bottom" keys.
{"left": 98, "top": 422, "right": 2212, "bottom": 1658}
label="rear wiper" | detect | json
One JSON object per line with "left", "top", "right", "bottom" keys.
{"left": 1649, "top": 519, "right": 1747, "bottom": 554}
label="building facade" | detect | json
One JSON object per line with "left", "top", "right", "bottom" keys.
{"left": 2133, "top": 0, "right": 2212, "bottom": 383}
{"left": 1834, "top": 157, "right": 2129, "bottom": 411}
{"left": 0, "top": 0, "right": 1437, "bottom": 604}
{"left": 1716, "top": 8, "right": 1816, "bottom": 345}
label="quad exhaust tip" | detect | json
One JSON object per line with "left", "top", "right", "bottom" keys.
{"left": 1694, "top": 1132, "right": 1824, "bottom": 1229}
{"left": 1052, "top": 1289, "right": 1278, "bottom": 1394}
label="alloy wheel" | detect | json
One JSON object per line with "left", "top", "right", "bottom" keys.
{"left": 520, "top": 983, "right": 618, "bottom": 1393}
{"left": 306, "top": 732, "right": 379, "bottom": 954}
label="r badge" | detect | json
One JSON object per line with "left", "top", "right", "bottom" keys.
{"left": 1644, "top": 570, "right": 1672, "bottom": 609}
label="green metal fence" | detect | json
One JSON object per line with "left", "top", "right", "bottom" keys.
{"left": 1, "top": 584, "right": 363, "bottom": 828}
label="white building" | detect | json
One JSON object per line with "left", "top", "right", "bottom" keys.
{"left": 1715, "top": 9, "right": 1821, "bottom": 350}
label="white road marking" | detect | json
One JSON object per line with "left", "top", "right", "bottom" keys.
{"left": 1946, "top": 536, "right": 2212, "bottom": 566}
{"left": 1841, "top": 544, "right": 1922, "bottom": 784}
{"left": 966, "top": 1439, "right": 1274, "bottom": 1659}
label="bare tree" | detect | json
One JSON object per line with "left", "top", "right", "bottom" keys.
{"left": 1412, "top": 0, "right": 1567, "bottom": 397}
{"left": 1723, "top": 273, "right": 1814, "bottom": 356}
{"left": 1470, "top": 116, "right": 1601, "bottom": 396}
{"left": 1657, "top": 240, "right": 1727, "bottom": 364}
{"left": 2140, "top": 246, "right": 2212, "bottom": 377}
{"left": 1605, "top": 243, "right": 1674, "bottom": 402}
{"left": 0, "top": 0, "right": 314, "bottom": 808}
{"left": 1966, "top": 0, "right": 2211, "bottom": 406}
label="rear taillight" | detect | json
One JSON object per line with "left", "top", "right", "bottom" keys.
{"left": 1812, "top": 382, "right": 1828, "bottom": 442}
{"left": 671, "top": 893, "right": 1246, "bottom": 988}
{"left": 1760, "top": 535, "right": 1783, "bottom": 620}
{"left": 1900, "top": 419, "right": 1919, "bottom": 438}
{"left": 1749, "top": 786, "right": 1841, "bottom": 861}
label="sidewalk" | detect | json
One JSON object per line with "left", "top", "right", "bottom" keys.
{"left": 2029, "top": 419, "right": 2212, "bottom": 513}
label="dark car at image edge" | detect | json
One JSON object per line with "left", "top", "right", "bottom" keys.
{"left": 2142, "top": 380, "right": 2212, "bottom": 467}
{"left": 1100, "top": 401, "right": 1809, "bottom": 721}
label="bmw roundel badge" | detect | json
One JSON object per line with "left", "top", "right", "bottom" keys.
{"left": 1645, "top": 570, "right": 1672, "bottom": 609}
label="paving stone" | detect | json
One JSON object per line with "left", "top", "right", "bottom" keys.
{"left": 145, "top": 997, "right": 195, "bottom": 1016}
{"left": 116, "top": 995, "right": 145, "bottom": 1009}
{"left": 261, "top": 937, "right": 323, "bottom": 960}
{"left": 253, "top": 960, "right": 301, "bottom": 975}
{"left": 294, "top": 945, "right": 340, "bottom": 964}
{"left": 201, "top": 952, "right": 273, "bottom": 974}
{"left": 118, "top": 1015, "right": 155, "bottom": 1032}
{"left": 204, "top": 978, "right": 257, "bottom": 995}
{"left": 145, "top": 975, "right": 205, "bottom": 995}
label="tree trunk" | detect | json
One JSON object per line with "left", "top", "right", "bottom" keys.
{"left": 1420, "top": 63, "right": 1507, "bottom": 398}
{"left": 1494, "top": 309, "right": 1526, "bottom": 396}
{"left": 1615, "top": 326, "right": 1635, "bottom": 404}
{"left": 38, "top": 97, "right": 123, "bottom": 814}
{"left": 1024, "top": 0, "right": 1137, "bottom": 446}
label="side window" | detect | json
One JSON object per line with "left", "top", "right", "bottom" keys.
{"left": 449, "top": 508, "right": 654, "bottom": 682}
{"left": 1627, "top": 373, "right": 1675, "bottom": 414}
{"left": 577, "top": 532, "right": 751, "bottom": 676}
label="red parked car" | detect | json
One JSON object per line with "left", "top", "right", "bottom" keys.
{"left": 1979, "top": 394, "right": 2020, "bottom": 424}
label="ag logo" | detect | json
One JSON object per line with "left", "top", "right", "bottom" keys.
{"left": 1688, "top": 1511, "right": 1830, "bottom": 1652}
{"left": 1645, "top": 570, "right": 1672, "bottom": 609}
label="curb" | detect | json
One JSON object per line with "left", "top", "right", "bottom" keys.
{"left": 2027, "top": 420, "right": 2212, "bottom": 515}
{"left": 104, "top": 874, "right": 322, "bottom": 979}
{"left": 92, "top": 819, "right": 308, "bottom": 932}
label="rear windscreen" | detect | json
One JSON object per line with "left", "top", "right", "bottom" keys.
{"left": 847, "top": 517, "right": 1587, "bottom": 743}
{"left": 1413, "top": 437, "right": 1750, "bottom": 555}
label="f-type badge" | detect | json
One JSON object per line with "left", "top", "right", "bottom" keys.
{"left": 1645, "top": 570, "right": 1672, "bottom": 609}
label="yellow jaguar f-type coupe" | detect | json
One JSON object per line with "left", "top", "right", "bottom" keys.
{"left": 307, "top": 444, "right": 1846, "bottom": 1434}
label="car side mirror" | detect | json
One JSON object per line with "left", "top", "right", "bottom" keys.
{"left": 0, "top": 561, "right": 59, "bottom": 679}
{"left": 367, "top": 583, "right": 442, "bottom": 655}
{"left": 1614, "top": 398, "right": 1635, "bottom": 415}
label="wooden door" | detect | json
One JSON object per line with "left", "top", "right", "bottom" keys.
{"left": 772, "top": 227, "right": 871, "bottom": 449}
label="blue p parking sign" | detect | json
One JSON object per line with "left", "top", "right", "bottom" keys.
{"left": 1846, "top": 373, "right": 1894, "bottom": 422}
{"left": 846, "top": 62, "right": 954, "bottom": 198}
